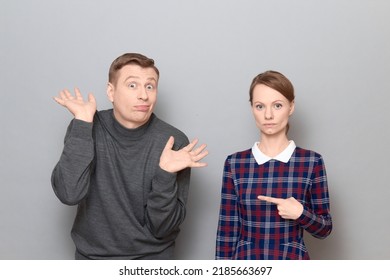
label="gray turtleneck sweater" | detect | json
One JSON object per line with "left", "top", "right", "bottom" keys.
{"left": 51, "top": 109, "right": 190, "bottom": 259}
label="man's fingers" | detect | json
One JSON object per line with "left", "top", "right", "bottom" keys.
{"left": 55, "top": 89, "right": 96, "bottom": 104}
{"left": 64, "top": 89, "right": 73, "bottom": 99}
{"left": 191, "top": 161, "right": 208, "bottom": 168}
{"left": 192, "top": 143, "right": 207, "bottom": 155}
{"left": 192, "top": 147, "right": 209, "bottom": 162}
{"left": 59, "top": 90, "right": 67, "bottom": 100}
{"left": 88, "top": 93, "right": 96, "bottom": 103}
{"left": 75, "top": 88, "right": 83, "bottom": 100}
{"left": 53, "top": 96, "right": 64, "bottom": 106}
{"left": 53, "top": 90, "right": 68, "bottom": 105}
{"left": 184, "top": 138, "right": 199, "bottom": 152}
{"left": 164, "top": 136, "right": 175, "bottom": 151}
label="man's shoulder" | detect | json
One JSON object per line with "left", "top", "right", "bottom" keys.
{"left": 95, "top": 109, "right": 112, "bottom": 119}
{"left": 151, "top": 115, "right": 189, "bottom": 144}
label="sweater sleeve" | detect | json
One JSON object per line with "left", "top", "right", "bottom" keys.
{"left": 215, "top": 156, "right": 240, "bottom": 259}
{"left": 297, "top": 155, "right": 332, "bottom": 239}
{"left": 144, "top": 140, "right": 191, "bottom": 239}
{"left": 51, "top": 119, "right": 95, "bottom": 205}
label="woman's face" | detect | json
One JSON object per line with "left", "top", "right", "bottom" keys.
{"left": 251, "top": 84, "right": 294, "bottom": 137}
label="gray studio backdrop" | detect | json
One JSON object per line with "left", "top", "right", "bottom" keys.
{"left": 1, "top": 0, "right": 389, "bottom": 260}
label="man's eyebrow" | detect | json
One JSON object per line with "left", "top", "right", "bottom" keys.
{"left": 124, "top": 75, "right": 139, "bottom": 82}
{"left": 146, "top": 77, "right": 157, "bottom": 82}
{"left": 124, "top": 76, "right": 157, "bottom": 82}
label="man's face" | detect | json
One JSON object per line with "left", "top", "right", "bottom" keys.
{"left": 107, "top": 64, "right": 158, "bottom": 129}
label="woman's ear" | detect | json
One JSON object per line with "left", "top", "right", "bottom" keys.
{"left": 107, "top": 83, "right": 114, "bottom": 103}
{"left": 289, "top": 100, "right": 295, "bottom": 116}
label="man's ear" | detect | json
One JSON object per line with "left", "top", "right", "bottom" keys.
{"left": 289, "top": 100, "right": 295, "bottom": 116}
{"left": 107, "top": 82, "right": 114, "bottom": 103}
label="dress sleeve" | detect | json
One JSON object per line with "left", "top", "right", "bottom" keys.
{"left": 215, "top": 156, "right": 240, "bottom": 259}
{"left": 297, "top": 155, "right": 332, "bottom": 238}
{"left": 145, "top": 138, "right": 191, "bottom": 239}
{"left": 51, "top": 119, "right": 95, "bottom": 205}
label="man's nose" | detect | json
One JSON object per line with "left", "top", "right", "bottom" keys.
{"left": 137, "top": 87, "right": 148, "bottom": 100}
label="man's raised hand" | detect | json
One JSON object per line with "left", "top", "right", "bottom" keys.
{"left": 54, "top": 88, "right": 97, "bottom": 122}
{"left": 159, "top": 136, "right": 208, "bottom": 173}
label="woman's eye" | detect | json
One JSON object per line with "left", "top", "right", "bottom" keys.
{"left": 274, "top": 103, "right": 283, "bottom": 109}
{"left": 256, "top": 104, "right": 263, "bottom": 110}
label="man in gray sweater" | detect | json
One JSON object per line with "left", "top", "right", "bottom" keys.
{"left": 51, "top": 53, "right": 208, "bottom": 259}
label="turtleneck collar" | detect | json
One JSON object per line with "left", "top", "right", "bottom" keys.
{"left": 99, "top": 109, "right": 156, "bottom": 141}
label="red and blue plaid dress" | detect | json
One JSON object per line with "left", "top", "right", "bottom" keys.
{"left": 215, "top": 144, "right": 332, "bottom": 260}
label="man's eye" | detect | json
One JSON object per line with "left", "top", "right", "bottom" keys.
{"left": 146, "top": 84, "right": 154, "bottom": 90}
{"left": 128, "top": 83, "right": 136, "bottom": 88}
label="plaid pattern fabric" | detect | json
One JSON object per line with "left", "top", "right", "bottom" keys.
{"left": 215, "top": 147, "right": 332, "bottom": 260}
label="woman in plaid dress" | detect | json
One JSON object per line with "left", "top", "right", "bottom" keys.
{"left": 215, "top": 71, "right": 332, "bottom": 260}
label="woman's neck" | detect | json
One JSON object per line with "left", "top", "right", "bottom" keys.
{"left": 258, "top": 134, "right": 290, "bottom": 158}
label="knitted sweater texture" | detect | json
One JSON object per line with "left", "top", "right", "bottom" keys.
{"left": 51, "top": 109, "right": 190, "bottom": 259}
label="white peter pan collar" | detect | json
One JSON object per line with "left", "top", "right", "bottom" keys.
{"left": 252, "top": 140, "right": 296, "bottom": 165}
